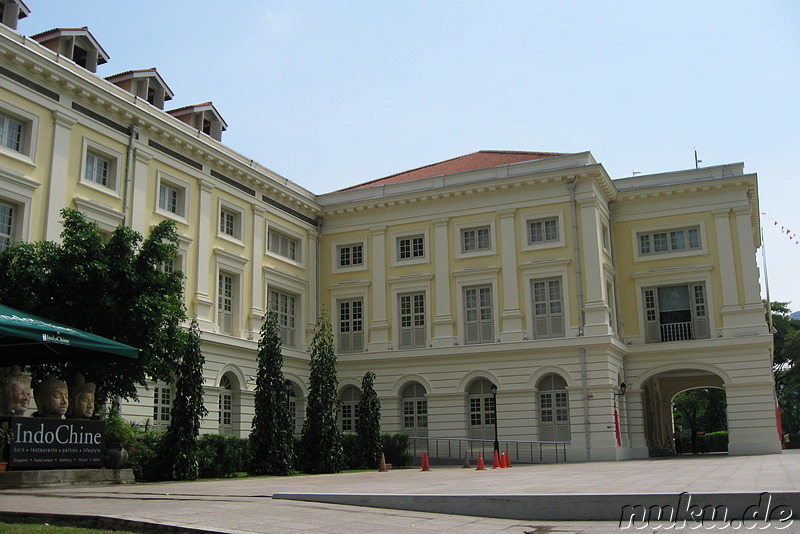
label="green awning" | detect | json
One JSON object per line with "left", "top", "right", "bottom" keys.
{"left": 0, "top": 304, "right": 139, "bottom": 364}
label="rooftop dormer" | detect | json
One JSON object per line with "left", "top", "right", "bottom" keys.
{"left": 31, "top": 27, "right": 109, "bottom": 73}
{"left": 0, "top": 0, "right": 29, "bottom": 30}
{"left": 167, "top": 102, "right": 227, "bottom": 141}
{"left": 106, "top": 68, "right": 174, "bottom": 110}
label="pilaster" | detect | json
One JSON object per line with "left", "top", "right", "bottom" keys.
{"left": 431, "top": 218, "right": 454, "bottom": 347}
{"left": 368, "top": 226, "right": 390, "bottom": 350}
{"left": 45, "top": 110, "right": 77, "bottom": 241}
{"left": 193, "top": 178, "right": 216, "bottom": 330}
{"left": 498, "top": 209, "right": 523, "bottom": 341}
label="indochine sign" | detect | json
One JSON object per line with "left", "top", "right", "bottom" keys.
{"left": 8, "top": 417, "right": 105, "bottom": 468}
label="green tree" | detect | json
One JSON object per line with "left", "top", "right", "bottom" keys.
{"left": 771, "top": 301, "right": 800, "bottom": 433}
{"left": 163, "top": 319, "right": 207, "bottom": 480}
{"left": 356, "top": 371, "right": 382, "bottom": 469}
{"left": 673, "top": 387, "right": 727, "bottom": 454}
{"left": 0, "top": 208, "right": 186, "bottom": 402}
{"left": 249, "top": 309, "right": 294, "bottom": 476}
{"left": 298, "top": 311, "right": 343, "bottom": 474}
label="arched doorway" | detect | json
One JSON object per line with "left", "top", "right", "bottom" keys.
{"left": 400, "top": 381, "right": 428, "bottom": 437}
{"left": 467, "top": 378, "right": 495, "bottom": 440}
{"left": 338, "top": 385, "right": 361, "bottom": 433}
{"left": 672, "top": 387, "right": 727, "bottom": 454}
{"left": 639, "top": 368, "right": 725, "bottom": 455}
{"left": 537, "top": 373, "right": 571, "bottom": 442}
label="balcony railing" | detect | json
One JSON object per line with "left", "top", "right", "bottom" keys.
{"left": 408, "top": 436, "right": 568, "bottom": 464}
{"left": 660, "top": 321, "right": 693, "bottom": 342}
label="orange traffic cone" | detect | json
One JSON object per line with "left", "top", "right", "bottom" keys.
{"left": 475, "top": 451, "right": 486, "bottom": 470}
{"left": 492, "top": 449, "right": 501, "bottom": 469}
{"left": 499, "top": 450, "right": 507, "bottom": 468}
{"left": 505, "top": 450, "right": 513, "bottom": 468}
{"left": 462, "top": 450, "right": 471, "bottom": 468}
{"left": 379, "top": 452, "right": 388, "bottom": 472}
{"left": 420, "top": 451, "right": 431, "bottom": 471}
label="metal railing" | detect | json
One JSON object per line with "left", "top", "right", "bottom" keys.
{"left": 408, "top": 436, "right": 568, "bottom": 464}
{"left": 660, "top": 321, "right": 693, "bottom": 342}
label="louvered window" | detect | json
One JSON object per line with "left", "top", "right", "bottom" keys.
{"left": 338, "top": 298, "right": 364, "bottom": 353}
{"left": 464, "top": 285, "right": 493, "bottom": 344}
{"left": 531, "top": 278, "right": 565, "bottom": 339}
{"left": 399, "top": 292, "right": 426, "bottom": 349}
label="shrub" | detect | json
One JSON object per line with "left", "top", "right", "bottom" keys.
{"left": 700, "top": 431, "right": 728, "bottom": 452}
{"left": 197, "top": 434, "right": 249, "bottom": 478}
{"left": 381, "top": 433, "right": 411, "bottom": 468}
{"left": 340, "top": 433, "right": 361, "bottom": 470}
{"left": 787, "top": 433, "right": 800, "bottom": 449}
{"left": 131, "top": 430, "right": 169, "bottom": 481}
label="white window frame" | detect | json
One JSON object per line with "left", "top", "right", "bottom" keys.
{"left": 455, "top": 219, "right": 496, "bottom": 259}
{"left": 338, "top": 385, "right": 361, "bottom": 433}
{"left": 467, "top": 379, "right": 496, "bottom": 440}
{"left": 330, "top": 281, "right": 369, "bottom": 354}
{"left": 522, "top": 211, "right": 565, "bottom": 251}
{"left": 631, "top": 264, "right": 714, "bottom": 344}
{"left": 269, "top": 288, "right": 298, "bottom": 348}
{"left": 151, "top": 380, "right": 173, "bottom": 431}
{"left": 0, "top": 167, "right": 37, "bottom": 249}
{"left": 217, "top": 198, "right": 245, "bottom": 244}
{"left": 265, "top": 266, "right": 308, "bottom": 351}
{"left": 392, "top": 229, "right": 429, "bottom": 266}
{"left": 454, "top": 267, "right": 499, "bottom": 346}
{"left": 156, "top": 172, "right": 189, "bottom": 222}
{"left": 337, "top": 297, "right": 365, "bottom": 354}
{"left": 80, "top": 138, "right": 123, "bottom": 196}
{"left": 632, "top": 220, "right": 707, "bottom": 263}
{"left": 266, "top": 223, "right": 303, "bottom": 266}
{"left": 389, "top": 274, "right": 433, "bottom": 351}
{"left": 537, "top": 373, "right": 571, "bottom": 442}
{"left": 530, "top": 276, "right": 566, "bottom": 340}
{"left": 332, "top": 237, "right": 367, "bottom": 272}
{"left": 215, "top": 248, "right": 247, "bottom": 337}
{"left": 400, "top": 382, "right": 428, "bottom": 437}
{"left": 0, "top": 100, "right": 38, "bottom": 164}
{"left": 521, "top": 259, "right": 572, "bottom": 339}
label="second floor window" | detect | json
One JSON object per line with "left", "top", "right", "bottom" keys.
{"left": 464, "top": 285, "right": 493, "bottom": 344}
{"left": 218, "top": 273, "right": 235, "bottom": 335}
{"left": 0, "top": 114, "right": 23, "bottom": 152}
{"left": 528, "top": 217, "right": 559, "bottom": 245}
{"left": 269, "top": 290, "right": 297, "bottom": 348}
{"left": 338, "top": 298, "right": 364, "bottom": 353}
{"left": 638, "top": 227, "right": 701, "bottom": 256}
{"left": 532, "top": 278, "right": 565, "bottom": 339}
{"left": 0, "top": 201, "right": 15, "bottom": 251}
{"left": 220, "top": 209, "right": 237, "bottom": 238}
{"left": 643, "top": 282, "right": 709, "bottom": 343}
{"left": 159, "top": 183, "right": 181, "bottom": 215}
{"left": 462, "top": 226, "right": 491, "bottom": 253}
{"left": 399, "top": 292, "right": 426, "bottom": 349}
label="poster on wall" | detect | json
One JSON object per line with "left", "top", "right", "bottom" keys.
{"left": 6, "top": 417, "right": 105, "bottom": 469}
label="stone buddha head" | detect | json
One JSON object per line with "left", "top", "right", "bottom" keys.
{"left": 0, "top": 366, "right": 32, "bottom": 416}
{"left": 68, "top": 373, "right": 96, "bottom": 419}
{"left": 34, "top": 375, "right": 69, "bottom": 419}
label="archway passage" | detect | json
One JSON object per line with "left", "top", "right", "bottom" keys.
{"left": 640, "top": 368, "right": 725, "bottom": 456}
{"left": 672, "top": 387, "right": 727, "bottom": 455}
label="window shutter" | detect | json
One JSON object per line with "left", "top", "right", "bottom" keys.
{"left": 353, "top": 332, "right": 364, "bottom": 352}
{"left": 414, "top": 324, "right": 426, "bottom": 347}
{"left": 550, "top": 314, "right": 564, "bottom": 337}
{"left": 643, "top": 287, "right": 659, "bottom": 343}
{"left": 400, "top": 326, "right": 412, "bottom": 349}
{"left": 465, "top": 321, "right": 479, "bottom": 344}
{"left": 480, "top": 319, "right": 494, "bottom": 343}
{"left": 692, "top": 283, "right": 710, "bottom": 339}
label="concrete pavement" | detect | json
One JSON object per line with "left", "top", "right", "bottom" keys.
{"left": 0, "top": 451, "right": 799, "bottom": 533}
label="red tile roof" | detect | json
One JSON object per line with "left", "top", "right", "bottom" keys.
{"left": 341, "top": 150, "right": 569, "bottom": 191}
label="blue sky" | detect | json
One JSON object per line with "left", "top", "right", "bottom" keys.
{"left": 24, "top": 1, "right": 800, "bottom": 310}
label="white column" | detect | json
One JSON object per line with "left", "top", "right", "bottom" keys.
{"left": 129, "top": 148, "right": 153, "bottom": 234}
{"left": 193, "top": 178, "right": 216, "bottom": 330}
{"left": 713, "top": 209, "right": 738, "bottom": 310}
{"left": 498, "top": 209, "right": 522, "bottom": 341}
{"left": 249, "top": 204, "right": 266, "bottom": 337}
{"left": 733, "top": 206, "right": 763, "bottom": 307}
{"left": 431, "top": 218, "right": 454, "bottom": 347}
{"left": 578, "top": 198, "right": 610, "bottom": 336}
{"left": 369, "top": 226, "right": 390, "bottom": 350}
{"left": 45, "top": 110, "right": 77, "bottom": 241}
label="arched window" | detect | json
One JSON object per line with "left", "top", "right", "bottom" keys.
{"left": 286, "top": 381, "right": 304, "bottom": 435}
{"left": 400, "top": 382, "right": 428, "bottom": 437}
{"left": 538, "top": 374, "right": 570, "bottom": 441}
{"left": 339, "top": 386, "right": 361, "bottom": 433}
{"left": 219, "top": 375, "right": 233, "bottom": 435}
{"left": 467, "top": 379, "right": 495, "bottom": 440}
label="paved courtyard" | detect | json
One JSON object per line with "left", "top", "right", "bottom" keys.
{"left": 0, "top": 451, "right": 799, "bottom": 533}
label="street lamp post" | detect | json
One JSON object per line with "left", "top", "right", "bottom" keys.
{"left": 490, "top": 382, "right": 499, "bottom": 454}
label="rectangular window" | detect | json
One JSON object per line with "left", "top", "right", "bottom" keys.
{"left": 338, "top": 243, "right": 363, "bottom": 267}
{"left": 531, "top": 278, "right": 565, "bottom": 339}
{"left": 464, "top": 285, "right": 493, "bottom": 344}
{"left": 269, "top": 290, "right": 297, "bottom": 348}
{"left": 218, "top": 272, "right": 235, "bottom": 335}
{"left": 399, "top": 292, "right": 426, "bottom": 349}
{"left": 643, "top": 282, "right": 710, "bottom": 343}
{"left": 0, "top": 114, "right": 23, "bottom": 152}
{"left": 159, "top": 183, "right": 181, "bottom": 215}
{"left": 0, "top": 201, "right": 15, "bottom": 251}
{"left": 268, "top": 229, "right": 298, "bottom": 261}
{"left": 338, "top": 298, "right": 364, "bottom": 353}
{"left": 398, "top": 234, "right": 424, "bottom": 260}
{"left": 153, "top": 385, "right": 172, "bottom": 430}
{"left": 528, "top": 217, "right": 559, "bottom": 245}
{"left": 638, "top": 227, "right": 701, "bottom": 256}
{"left": 220, "top": 209, "right": 237, "bottom": 238}
{"left": 462, "top": 226, "right": 491, "bottom": 253}
{"left": 85, "top": 152, "right": 110, "bottom": 187}
{"left": 340, "top": 402, "right": 360, "bottom": 432}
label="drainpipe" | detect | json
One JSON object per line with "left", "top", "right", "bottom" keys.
{"left": 122, "top": 125, "right": 140, "bottom": 227}
{"left": 567, "top": 178, "right": 591, "bottom": 461}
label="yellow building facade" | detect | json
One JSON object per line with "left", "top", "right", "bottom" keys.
{"left": 0, "top": 5, "right": 780, "bottom": 461}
